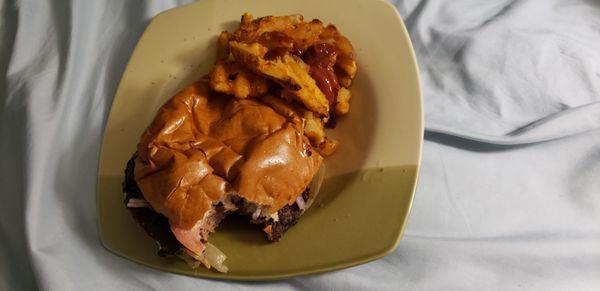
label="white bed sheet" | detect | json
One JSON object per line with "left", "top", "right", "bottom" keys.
{"left": 1, "top": 0, "right": 599, "bottom": 290}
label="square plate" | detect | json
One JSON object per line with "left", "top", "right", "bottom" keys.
{"left": 97, "top": 0, "right": 422, "bottom": 280}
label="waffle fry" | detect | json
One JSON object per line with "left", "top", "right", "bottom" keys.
{"left": 209, "top": 60, "right": 268, "bottom": 99}
{"left": 209, "top": 13, "right": 357, "bottom": 156}
{"left": 229, "top": 41, "right": 330, "bottom": 117}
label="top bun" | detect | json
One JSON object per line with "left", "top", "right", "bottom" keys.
{"left": 134, "top": 81, "right": 323, "bottom": 229}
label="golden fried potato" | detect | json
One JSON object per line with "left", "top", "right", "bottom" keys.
{"left": 334, "top": 87, "right": 351, "bottom": 116}
{"left": 303, "top": 111, "right": 325, "bottom": 146}
{"left": 318, "top": 138, "right": 339, "bottom": 156}
{"left": 233, "top": 13, "right": 304, "bottom": 44}
{"left": 209, "top": 60, "right": 268, "bottom": 99}
{"left": 232, "top": 14, "right": 324, "bottom": 55}
{"left": 228, "top": 41, "right": 268, "bottom": 63}
{"left": 258, "top": 94, "right": 326, "bottom": 148}
{"left": 229, "top": 41, "right": 330, "bottom": 117}
{"left": 286, "top": 19, "right": 324, "bottom": 53}
{"left": 241, "top": 12, "right": 254, "bottom": 24}
{"left": 259, "top": 94, "right": 302, "bottom": 124}
{"left": 217, "top": 31, "right": 230, "bottom": 60}
{"left": 339, "top": 75, "right": 352, "bottom": 88}
{"left": 207, "top": 13, "right": 357, "bottom": 159}
{"left": 257, "top": 31, "right": 294, "bottom": 54}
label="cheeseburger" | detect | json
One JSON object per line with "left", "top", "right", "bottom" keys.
{"left": 122, "top": 13, "right": 356, "bottom": 272}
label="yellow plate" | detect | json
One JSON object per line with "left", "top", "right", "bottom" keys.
{"left": 97, "top": 0, "right": 423, "bottom": 280}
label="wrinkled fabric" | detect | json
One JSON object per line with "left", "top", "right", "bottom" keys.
{"left": 1, "top": 0, "right": 599, "bottom": 290}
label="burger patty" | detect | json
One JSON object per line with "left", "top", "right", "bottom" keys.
{"left": 123, "top": 155, "right": 182, "bottom": 255}
{"left": 264, "top": 189, "right": 309, "bottom": 241}
{"left": 123, "top": 154, "right": 308, "bottom": 254}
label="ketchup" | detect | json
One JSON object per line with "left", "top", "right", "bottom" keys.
{"left": 303, "top": 43, "right": 340, "bottom": 104}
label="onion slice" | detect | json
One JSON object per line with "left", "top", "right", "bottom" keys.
{"left": 203, "top": 243, "right": 228, "bottom": 273}
{"left": 126, "top": 198, "right": 149, "bottom": 208}
{"left": 180, "top": 244, "right": 228, "bottom": 273}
